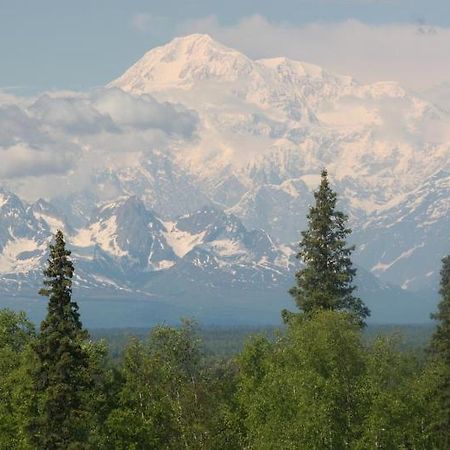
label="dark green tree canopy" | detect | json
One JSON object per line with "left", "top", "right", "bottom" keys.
{"left": 431, "top": 255, "right": 450, "bottom": 361}
{"left": 287, "top": 169, "right": 370, "bottom": 326}
{"left": 38, "top": 230, "right": 84, "bottom": 333}
{"left": 29, "top": 230, "right": 90, "bottom": 449}
{"left": 429, "top": 255, "right": 450, "bottom": 446}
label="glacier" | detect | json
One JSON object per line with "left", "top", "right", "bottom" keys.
{"left": 0, "top": 34, "right": 448, "bottom": 325}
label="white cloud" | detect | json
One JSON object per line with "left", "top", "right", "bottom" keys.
{"left": 92, "top": 88, "right": 198, "bottom": 135}
{"left": 131, "top": 13, "right": 172, "bottom": 36}
{"left": 180, "top": 15, "right": 450, "bottom": 90}
{"left": 0, "top": 88, "right": 198, "bottom": 196}
{"left": 0, "top": 142, "right": 78, "bottom": 179}
{"left": 0, "top": 105, "right": 39, "bottom": 146}
{"left": 30, "top": 94, "right": 117, "bottom": 135}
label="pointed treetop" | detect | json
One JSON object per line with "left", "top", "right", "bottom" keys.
{"left": 29, "top": 230, "right": 90, "bottom": 448}
{"left": 39, "top": 229, "right": 73, "bottom": 298}
{"left": 430, "top": 255, "right": 450, "bottom": 358}
{"left": 286, "top": 168, "right": 370, "bottom": 326}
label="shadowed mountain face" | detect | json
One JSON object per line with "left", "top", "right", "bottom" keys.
{"left": 1, "top": 34, "right": 448, "bottom": 325}
{"left": 0, "top": 188, "right": 436, "bottom": 326}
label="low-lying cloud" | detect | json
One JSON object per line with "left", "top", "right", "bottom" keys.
{"left": 92, "top": 88, "right": 198, "bottom": 135}
{"left": 0, "top": 143, "right": 78, "bottom": 179}
{"left": 30, "top": 95, "right": 118, "bottom": 135}
{"left": 0, "top": 88, "right": 198, "bottom": 194}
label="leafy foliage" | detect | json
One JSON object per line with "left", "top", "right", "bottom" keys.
{"left": 237, "top": 311, "right": 442, "bottom": 449}
{"left": 102, "top": 320, "right": 240, "bottom": 449}
{"left": 238, "top": 312, "right": 365, "bottom": 449}
{"left": 0, "top": 310, "right": 35, "bottom": 449}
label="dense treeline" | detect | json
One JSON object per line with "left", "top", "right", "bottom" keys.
{"left": 90, "top": 324, "right": 434, "bottom": 363}
{"left": 0, "top": 170, "right": 449, "bottom": 449}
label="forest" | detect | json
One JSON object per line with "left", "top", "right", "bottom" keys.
{"left": 0, "top": 170, "right": 449, "bottom": 449}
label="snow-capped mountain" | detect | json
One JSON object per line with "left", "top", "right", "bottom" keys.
{"left": 0, "top": 189, "right": 428, "bottom": 324}
{"left": 0, "top": 191, "right": 294, "bottom": 295}
{"left": 108, "top": 33, "right": 450, "bottom": 293}
{"left": 0, "top": 190, "right": 52, "bottom": 295}
{"left": 353, "top": 170, "right": 450, "bottom": 291}
{"left": 72, "top": 198, "right": 294, "bottom": 288}
{"left": 1, "top": 33, "right": 448, "bottom": 324}
{"left": 0, "top": 192, "right": 53, "bottom": 264}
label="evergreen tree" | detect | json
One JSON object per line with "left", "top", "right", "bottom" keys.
{"left": 431, "top": 255, "right": 450, "bottom": 362}
{"left": 429, "top": 255, "right": 450, "bottom": 446}
{"left": 286, "top": 169, "right": 370, "bottom": 326}
{"left": 28, "top": 230, "right": 90, "bottom": 449}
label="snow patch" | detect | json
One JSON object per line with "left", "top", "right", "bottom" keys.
{"left": 33, "top": 212, "right": 65, "bottom": 233}
{"left": 162, "top": 221, "right": 205, "bottom": 258}
{"left": 73, "top": 217, "right": 128, "bottom": 258}
{"left": 371, "top": 243, "right": 425, "bottom": 273}
{"left": 0, "top": 194, "right": 9, "bottom": 208}
{"left": 0, "top": 238, "right": 46, "bottom": 273}
{"left": 154, "top": 259, "right": 176, "bottom": 270}
{"left": 300, "top": 174, "right": 322, "bottom": 191}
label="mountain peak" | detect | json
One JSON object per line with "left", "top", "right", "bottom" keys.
{"left": 170, "top": 33, "right": 217, "bottom": 48}
{"left": 109, "top": 34, "right": 253, "bottom": 92}
{"left": 154, "top": 33, "right": 235, "bottom": 58}
{"left": 0, "top": 188, "right": 23, "bottom": 210}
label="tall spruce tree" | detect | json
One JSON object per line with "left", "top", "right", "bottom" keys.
{"left": 429, "top": 255, "right": 450, "bottom": 446}
{"left": 28, "top": 230, "right": 90, "bottom": 449}
{"left": 286, "top": 169, "right": 370, "bottom": 326}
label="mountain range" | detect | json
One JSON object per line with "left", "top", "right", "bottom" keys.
{"left": 0, "top": 34, "right": 447, "bottom": 326}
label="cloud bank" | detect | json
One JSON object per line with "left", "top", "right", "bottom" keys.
{"left": 179, "top": 15, "right": 450, "bottom": 91}
{"left": 0, "top": 88, "right": 198, "bottom": 197}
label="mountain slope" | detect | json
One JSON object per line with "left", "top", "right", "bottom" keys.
{"left": 109, "top": 33, "right": 450, "bottom": 293}
{"left": 0, "top": 34, "right": 448, "bottom": 325}
{"left": 0, "top": 189, "right": 427, "bottom": 324}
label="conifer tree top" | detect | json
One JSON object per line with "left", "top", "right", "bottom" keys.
{"left": 287, "top": 168, "right": 370, "bottom": 326}
{"left": 430, "top": 255, "right": 450, "bottom": 361}
{"left": 39, "top": 230, "right": 73, "bottom": 298}
{"left": 38, "top": 230, "right": 84, "bottom": 334}
{"left": 30, "top": 230, "right": 90, "bottom": 448}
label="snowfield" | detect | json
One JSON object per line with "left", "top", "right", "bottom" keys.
{"left": 0, "top": 34, "right": 449, "bottom": 323}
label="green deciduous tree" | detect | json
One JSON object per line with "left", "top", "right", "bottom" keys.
{"left": 237, "top": 311, "right": 435, "bottom": 450}
{"left": 28, "top": 230, "right": 91, "bottom": 449}
{"left": 204, "top": 358, "right": 244, "bottom": 450}
{"left": 238, "top": 311, "right": 366, "bottom": 449}
{"left": 0, "top": 309, "right": 35, "bottom": 449}
{"left": 356, "top": 336, "right": 426, "bottom": 449}
{"left": 286, "top": 169, "right": 369, "bottom": 326}
{"left": 104, "top": 320, "right": 223, "bottom": 449}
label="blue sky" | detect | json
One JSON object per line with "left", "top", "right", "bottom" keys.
{"left": 1, "top": 0, "right": 449, "bottom": 92}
